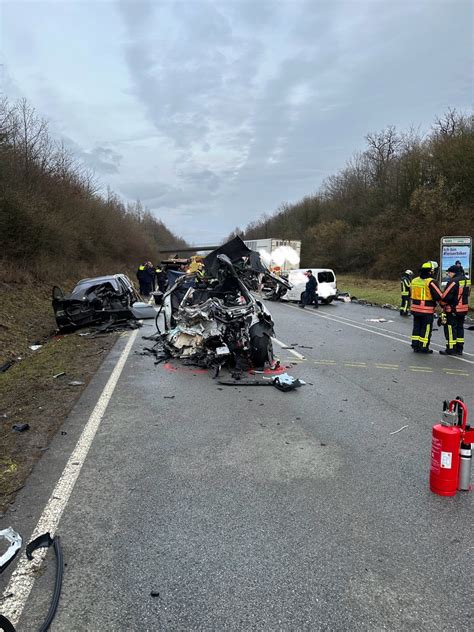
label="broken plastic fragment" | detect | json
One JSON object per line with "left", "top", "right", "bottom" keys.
{"left": 0, "top": 527, "right": 22, "bottom": 573}
{"left": 12, "top": 423, "right": 30, "bottom": 433}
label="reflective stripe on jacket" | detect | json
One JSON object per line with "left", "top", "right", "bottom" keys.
{"left": 410, "top": 277, "right": 441, "bottom": 314}
{"left": 400, "top": 275, "right": 411, "bottom": 296}
{"left": 443, "top": 275, "right": 471, "bottom": 314}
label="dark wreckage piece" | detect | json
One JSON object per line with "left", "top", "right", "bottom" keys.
{"left": 26, "top": 532, "right": 64, "bottom": 632}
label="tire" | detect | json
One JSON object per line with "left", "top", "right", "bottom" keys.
{"left": 250, "top": 334, "right": 273, "bottom": 367}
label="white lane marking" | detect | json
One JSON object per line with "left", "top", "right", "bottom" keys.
{"left": 272, "top": 337, "right": 305, "bottom": 360}
{"left": 283, "top": 304, "right": 474, "bottom": 365}
{"left": 283, "top": 303, "right": 474, "bottom": 359}
{"left": 1, "top": 329, "right": 139, "bottom": 625}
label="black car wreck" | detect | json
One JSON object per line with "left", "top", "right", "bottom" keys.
{"left": 52, "top": 274, "right": 153, "bottom": 331}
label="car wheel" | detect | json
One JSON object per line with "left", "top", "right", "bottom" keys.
{"left": 250, "top": 334, "right": 273, "bottom": 367}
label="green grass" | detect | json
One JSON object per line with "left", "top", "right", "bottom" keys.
{"left": 337, "top": 274, "right": 474, "bottom": 311}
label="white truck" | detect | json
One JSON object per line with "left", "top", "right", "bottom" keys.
{"left": 243, "top": 238, "right": 301, "bottom": 272}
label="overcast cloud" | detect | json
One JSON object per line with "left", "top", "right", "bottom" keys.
{"left": 1, "top": 0, "right": 472, "bottom": 243}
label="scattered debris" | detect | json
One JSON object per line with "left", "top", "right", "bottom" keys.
{"left": 53, "top": 372, "right": 66, "bottom": 379}
{"left": 163, "top": 396, "right": 175, "bottom": 399}
{"left": 68, "top": 381, "right": 85, "bottom": 386}
{"left": 0, "top": 360, "right": 15, "bottom": 373}
{"left": 12, "top": 423, "right": 30, "bottom": 433}
{"left": 150, "top": 591, "right": 160, "bottom": 598}
{"left": 219, "top": 372, "right": 305, "bottom": 393}
{"left": 365, "top": 318, "right": 393, "bottom": 323}
{"left": 29, "top": 344, "right": 42, "bottom": 351}
{"left": 390, "top": 425, "right": 409, "bottom": 435}
{"left": 0, "top": 527, "right": 22, "bottom": 573}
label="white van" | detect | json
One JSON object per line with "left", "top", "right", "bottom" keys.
{"left": 281, "top": 268, "right": 338, "bottom": 304}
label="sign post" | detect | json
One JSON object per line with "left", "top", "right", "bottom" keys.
{"left": 439, "top": 236, "right": 472, "bottom": 286}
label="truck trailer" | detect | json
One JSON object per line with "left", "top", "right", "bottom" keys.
{"left": 243, "top": 238, "right": 301, "bottom": 272}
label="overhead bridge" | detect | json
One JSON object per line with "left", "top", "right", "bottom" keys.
{"left": 159, "top": 245, "right": 219, "bottom": 254}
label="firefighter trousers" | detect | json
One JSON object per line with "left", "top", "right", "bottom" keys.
{"left": 400, "top": 295, "right": 410, "bottom": 315}
{"left": 411, "top": 313, "right": 434, "bottom": 351}
{"left": 455, "top": 313, "right": 466, "bottom": 352}
{"left": 443, "top": 312, "right": 457, "bottom": 351}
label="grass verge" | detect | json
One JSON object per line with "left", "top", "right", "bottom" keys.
{"left": 337, "top": 274, "right": 474, "bottom": 311}
{"left": 0, "top": 281, "right": 119, "bottom": 514}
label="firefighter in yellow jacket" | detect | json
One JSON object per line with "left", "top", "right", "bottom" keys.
{"left": 410, "top": 262, "right": 444, "bottom": 353}
{"left": 400, "top": 269, "right": 413, "bottom": 316}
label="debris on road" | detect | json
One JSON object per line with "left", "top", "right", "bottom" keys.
{"left": 390, "top": 425, "right": 409, "bottom": 435}
{"left": 29, "top": 344, "right": 42, "bottom": 351}
{"left": 365, "top": 318, "right": 393, "bottom": 323}
{"left": 53, "top": 372, "right": 65, "bottom": 379}
{"left": 68, "top": 380, "right": 85, "bottom": 386}
{"left": 0, "top": 527, "right": 22, "bottom": 573}
{"left": 219, "top": 372, "right": 305, "bottom": 392}
{"left": 26, "top": 532, "right": 64, "bottom": 632}
{"left": 12, "top": 423, "right": 30, "bottom": 433}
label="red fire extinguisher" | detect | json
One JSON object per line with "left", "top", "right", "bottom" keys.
{"left": 430, "top": 398, "right": 474, "bottom": 497}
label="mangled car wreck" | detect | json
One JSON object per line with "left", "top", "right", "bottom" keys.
{"left": 152, "top": 237, "right": 291, "bottom": 371}
{"left": 52, "top": 274, "right": 155, "bottom": 331}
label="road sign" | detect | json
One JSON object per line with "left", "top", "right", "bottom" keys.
{"left": 439, "top": 236, "right": 472, "bottom": 285}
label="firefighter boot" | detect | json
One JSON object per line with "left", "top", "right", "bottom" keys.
{"left": 439, "top": 349, "right": 456, "bottom": 355}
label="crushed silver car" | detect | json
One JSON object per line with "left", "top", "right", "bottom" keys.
{"left": 152, "top": 238, "right": 290, "bottom": 370}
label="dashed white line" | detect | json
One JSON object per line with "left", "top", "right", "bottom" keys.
{"left": 1, "top": 329, "right": 139, "bottom": 626}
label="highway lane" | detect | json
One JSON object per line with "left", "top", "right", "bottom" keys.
{"left": 2, "top": 300, "right": 472, "bottom": 631}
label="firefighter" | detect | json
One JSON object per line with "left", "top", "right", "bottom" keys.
{"left": 410, "top": 262, "right": 444, "bottom": 353}
{"left": 136, "top": 262, "right": 147, "bottom": 295}
{"left": 155, "top": 265, "right": 168, "bottom": 292}
{"left": 439, "top": 264, "right": 471, "bottom": 355}
{"left": 139, "top": 261, "right": 155, "bottom": 297}
{"left": 400, "top": 269, "right": 413, "bottom": 316}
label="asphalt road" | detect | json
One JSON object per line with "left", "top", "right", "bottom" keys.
{"left": 1, "top": 300, "right": 473, "bottom": 631}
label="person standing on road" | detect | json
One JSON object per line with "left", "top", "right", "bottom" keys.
{"left": 299, "top": 270, "right": 318, "bottom": 309}
{"left": 400, "top": 269, "right": 413, "bottom": 316}
{"left": 139, "top": 261, "right": 155, "bottom": 297}
{"left": 410, "top": 262, "right": 444, "bottom": 353}
{"left": 136, "top": 262, "right": 147, "bottom": 295}
{"left": 439, "top": 265, "right": 471, "bottom": 355}
{"left": 155, "top": 265, "right": 168, "bottom": 292}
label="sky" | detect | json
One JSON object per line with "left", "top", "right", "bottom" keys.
{"left": 1, "top": 0, "right": 472, "bottom": 244}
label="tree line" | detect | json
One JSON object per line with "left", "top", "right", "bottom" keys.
{"left": 0, "top": 97, "right": 187, "bottom": 283}
{"left": 230, "top": 110, "right": 474, "bottom": 278}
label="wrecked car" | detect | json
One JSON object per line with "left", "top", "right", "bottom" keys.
{"left": 154, "top": 237, "right": 289, "bottom": 370}
{"left": 52, "top": 274, "right": 153, "bottom": 331}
